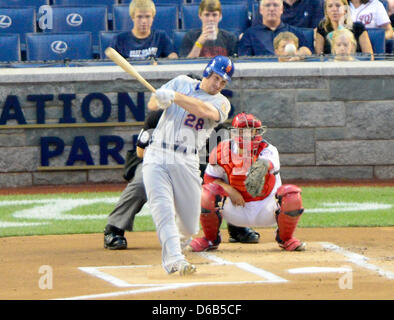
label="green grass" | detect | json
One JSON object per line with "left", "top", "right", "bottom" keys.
{"left": 0, "top": 186, "right": 393, "bottom": 237}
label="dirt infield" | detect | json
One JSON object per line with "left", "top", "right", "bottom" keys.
{"left": 0, "top": 181, "right": 393, "bottom": 301}
{"left": 0, "top": 227, "right": 393, "bottom": 300}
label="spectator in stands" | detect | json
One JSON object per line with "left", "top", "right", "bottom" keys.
{"left": 349, "top": 0, "right": 393, "bottom": 39}
{"left": 315, "top": 0, "right": 374, "bottom": 58}
{"left": 238, "top": 0, "right": 312, "bottom": 56}
{"left": 330, "top": 27, "right": 358, "bottom": 60}
{"left": 111, "top": 0, "right": 177, "bottom": 60}
{"left": 274, "top": 31, "right": 307, "bottom": 61}
{"left": 390, "top": 0, "right": 394, "bottom": 25}
{"left": 179, "top": 0, "right": 238, "bottom": 58}
{"left": 282, "top": 0, "right": 325, "bottom": 28}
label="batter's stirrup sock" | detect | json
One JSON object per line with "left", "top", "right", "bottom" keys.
{"left": 104, "top": 224, "right": 125, "bottom": 236}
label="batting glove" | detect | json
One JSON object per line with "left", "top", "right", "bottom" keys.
{"left": 155, "top": 88, "right": 175, "bottom": 109}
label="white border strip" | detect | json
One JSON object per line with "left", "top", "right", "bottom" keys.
{"left": 321, "top": 242, "right": 394, "bottom": 280}
{"left": 56, "top": 280, "right": 272, "bottom": 300}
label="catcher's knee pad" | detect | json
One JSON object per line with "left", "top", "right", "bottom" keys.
{"left": 200, "top": 183, "right": 226, "bottom": 243}
{"left": 275, "top": 184, "right": 304, "bottom": 243}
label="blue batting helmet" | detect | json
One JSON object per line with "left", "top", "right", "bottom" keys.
{"left": 202, "top": 56, "right": 234, "bottom": 82}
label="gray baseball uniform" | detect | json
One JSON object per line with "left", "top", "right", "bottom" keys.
{"left": 142, "top": 75, "right": 231, "bottom": 273}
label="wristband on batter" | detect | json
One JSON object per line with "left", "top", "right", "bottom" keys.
{"left": 136, "top": 128, "right": 151, "bottom": 149}
{"left": 195, "top": 41, "right": 203, "bottom": 49}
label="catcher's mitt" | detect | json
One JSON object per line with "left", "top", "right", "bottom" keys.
{"left": 245, "top": 159, "right": 270, "bottom": 198}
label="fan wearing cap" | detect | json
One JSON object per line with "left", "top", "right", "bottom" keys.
{"left": 143, "top": 56, "right": 233, "bottom": 275}
{"left": 189, "top": 112, "right": 306, "bottom": 252}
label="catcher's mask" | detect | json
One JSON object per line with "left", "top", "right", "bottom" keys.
{"left": 230, "top": 112, "right": 266, "bottom": 151}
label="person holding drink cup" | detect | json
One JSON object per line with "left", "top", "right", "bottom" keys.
{"left": 179, "top": 0, "right": 238, "bottom": 58}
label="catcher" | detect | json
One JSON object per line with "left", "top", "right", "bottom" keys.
{"left": 189, "top": 112, "right": 306, "bottom": 252}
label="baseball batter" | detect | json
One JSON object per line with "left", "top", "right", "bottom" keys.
{"left": 143, "top": 56, "right": 233, "bottom": 275}
{"left": 189, "top": 112, "right": 306, "bottom": 252}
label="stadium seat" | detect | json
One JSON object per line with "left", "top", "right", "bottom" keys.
{"left": 294, "top": 27, "right": 315, "bottom": 54}
{"left": 120, "top": 0, "right": 183, "bottom": 9}
{"left": 0, "top": 7, "right": 36, "bottom": 48}
{"left": 181, "top": 4, "right": 250, "bottom": 33}
{"left": 0, "top": 0, "right": 49, "bottom": 10}
{"left": 386, "top": 39, "right": 393, "bottom": 54}
{"left": 0, "top": 34, "right": 20, "bottom": 62}
{"left": 173, "top": 30, "right": 187, "bottom": 55}
{"left": 52, "top": 0, "right": 117, "bottom": 19}
{"left": 113, "top": 4, "right": 179, "bottom": 37}
{"left": 378, "top": 0, "right": 389, "bottom": 12}
{"left": 367, "top": 28, "right": 386, "bottom": 54}
{"left": 41, "top": 5, "right": 108, "bottom": 54}
{"left": 26, "top": 32, "right": 93, "bottom": 61}
{"left": 99, "top": 31, "right": 122, "bottom": 59}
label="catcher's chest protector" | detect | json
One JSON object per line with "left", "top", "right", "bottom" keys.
{"left": 213, "top": 141, "right": 276, "bottom": 202}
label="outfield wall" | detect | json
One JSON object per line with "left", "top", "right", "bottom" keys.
{"left": 0, "top": 61, "right": 393, "bottom": 188}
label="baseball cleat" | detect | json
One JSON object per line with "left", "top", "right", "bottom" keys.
{"left": 278, "top": 237, "right": 306, "bottom": 251}
{"left": 169, "top": 260, "right": 196, "bottom": 276}
{"left": 104, "top": 233, "right": 127, "bottom": 250}
{"left": 178, "top": 261, "right": 197, "bottom": 276}
{"left": 228, "top": 226, "right": 260, "bottom": 243}
{"left": 189, "top": 237, "right": 219, "bottom": 252}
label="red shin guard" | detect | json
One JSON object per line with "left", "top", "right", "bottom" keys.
{"left": 275, "top": 184, "right": 304, "bottom": 243}
{"left": 200, "top": 183, "right": 227, "bottom": 243}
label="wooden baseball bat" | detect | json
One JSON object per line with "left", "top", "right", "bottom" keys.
{"left": 105, "top": 47, "right": 156, "bottom": 93}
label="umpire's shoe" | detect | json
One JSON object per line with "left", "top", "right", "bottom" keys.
{"left": 228, "top": 223, "right": 260, "bottom": 243}
{"left": 104, "top": 224, "right": 127, "bottom": 250}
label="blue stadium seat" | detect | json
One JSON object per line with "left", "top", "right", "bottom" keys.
{"left": 26, "top": 32, "right": 93, "bottom": 61}
{"left": 192, "top": 0, "right": 254, "bottom": 11}
{"left": 0, "top": 34, "right": 20, "bottom": 62}
{"left": 52, "top": 0, "right": 117, "bottom": 19}
{"left": 294, "top": 27, "right": 315, "bottom": 54}
{"left": 0, "top": 0, "right": 49, "bottom": 10}
{"left": 378, "top": 0, "right": 389, "bottom": 12}
{"left": 99, "top": 31, "right": 122, "bottom": 59}
{"left": 0, "top": 7, "right": 36, "bottom": 48}
{"left": 181, "top": 4, "right": 250, "bottom": 33}
{"left": 41, "top": 5, "right": 108, "bottom": 54}
{"left": 120, "top": 0, "right": 184, "bottom": 9}
{"left": 173, "top": 30, "right": 187, "bottom": 55}
{"left": 366, "top": 28, "right": 386, "bottom": 54}
{"left": 113, "top": 4, "right": 179, "bottom": 37}
{"left": 386, "top": 39, "right": 393, "bottom": 54}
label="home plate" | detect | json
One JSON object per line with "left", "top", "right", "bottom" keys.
{"left": 288, "top": 267, "right": 352, "bottom": 274}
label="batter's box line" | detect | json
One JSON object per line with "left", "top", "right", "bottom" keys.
{"left": 61, "top": 254, "right": 287, "bottom": 300}
{"left": 320, "top": 242, "right": 394, "bottom": 280}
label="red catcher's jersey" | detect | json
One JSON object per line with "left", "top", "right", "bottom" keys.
{"left": 205, "top": 140, "right": 276, "bottom": 202}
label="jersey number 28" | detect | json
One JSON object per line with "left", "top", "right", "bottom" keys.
{"left": 184, "top": 114, "right": 204, "bottom": 130}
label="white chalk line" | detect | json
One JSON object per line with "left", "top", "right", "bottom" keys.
{"left": 321, "top": 242, "right": 394, "bottom": 280}
{"left": 288, "top": 267, "right": 353, "bottom": 274}
{"left": 58, "top": 253, "right": 287, "bottom": 300}
{"left": 0, "top": 199, "right": 391, "bottom": 225}
{"left": 307, "top": 202, "right": 392, "bottom": 213}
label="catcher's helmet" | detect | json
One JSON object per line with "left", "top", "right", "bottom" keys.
{"left": 203, "top": 56, "right": 234, "bottom": 82}
{"left": 231, "top": 112, "right": 266, "bottom": 150}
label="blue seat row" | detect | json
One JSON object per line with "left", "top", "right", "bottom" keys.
{"left": 0, "top": 3, "right": 253, "bottom": 41}
{"left": 0, "top": 27, "right": 389, "bottom": 63}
